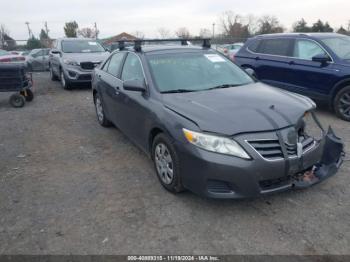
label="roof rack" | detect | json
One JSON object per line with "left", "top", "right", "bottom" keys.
{"left": 115, "top": 38, "right": 211, "bottom": 52}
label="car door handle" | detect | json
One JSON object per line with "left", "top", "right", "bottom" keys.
{"left": 255, "top": 56, "right": 260, "bottom": 60}
{"left": 289, "top": 61, "right": 295, "bottom": 65}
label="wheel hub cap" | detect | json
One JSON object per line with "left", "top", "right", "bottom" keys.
{"left": 155, "top": 143, "right": 174, "bottom": 185}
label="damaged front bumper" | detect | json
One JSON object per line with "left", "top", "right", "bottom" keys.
{"left": 292, "top": 127, "right": 345, "bottom": 189}
{"left": 178, "top": 112, "right": 345, "bottom": 199}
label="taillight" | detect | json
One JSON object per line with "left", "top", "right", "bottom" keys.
{"left": 231, "top": 54, "right": 235, "bottom": 62}
{"left": 19, "top": 56, "right": 25, "bottom": 61}
{"left": 224, "top": 48, "right": 228, "bottom": 54}
{"left": 0, "top": 58, "right": 11, "bottom": 62}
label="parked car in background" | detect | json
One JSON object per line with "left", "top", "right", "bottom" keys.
{"left": 235, "top": 33, "right": 350, "bottom": 121}
{"left": 92, "top": 40, "right": 344, "bottom": 199}
{"left": 49, "top": 38, "right": 109, "bottom": 89}
{"left": 26, "top": 48, "right": 50, "bottom": 71}
{"left": 217, "top": 43, "right": 244, "bottom": 60}
{"left": 0, "top": 49, "right": 26, "bottom": 63}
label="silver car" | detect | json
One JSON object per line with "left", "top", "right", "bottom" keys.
{"left": 26, "top": 48, "right": 50, "bottom": 71}
{"left": 49, "top": 38, "right": 109, "bottom": 90}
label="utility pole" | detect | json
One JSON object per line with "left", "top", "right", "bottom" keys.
{"left": 212, "top": 23, "right": 215, "bottom": 39}
{"left": 44, "top": 21, "right": 49, "bottom": 35}
{"left": 94, "top": 22, "right": 98, "bottom": 39}
{"left": 25, "top": 22, "right": 32, "bottom": 38}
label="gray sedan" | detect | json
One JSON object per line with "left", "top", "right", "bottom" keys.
{"left": 26, "top": 48, "right": 50, "bottom": 71}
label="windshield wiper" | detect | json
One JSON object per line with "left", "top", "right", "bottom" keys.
{"left": 161, "top": 89, "right": 198, "bottom": 94}
{"left": 207, "top": 84, "right": 241, "bottom": 90}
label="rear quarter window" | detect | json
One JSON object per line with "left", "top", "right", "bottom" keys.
{"left": 247, "top": 40, "right": 260, "bottom": 53}
{"left": 257, "top": 38, "right": 293, "bottom": 56}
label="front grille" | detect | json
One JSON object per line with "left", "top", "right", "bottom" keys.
{"left": 259, "top": 175, "right": 291, "bottom": 191}
{"left": 248, "top": 137, "right": 316, "bottom": 160}
{"left": 78, "top": 74, "right": 92, "bottom": 81}
{"left": 80, "top": 62, "right": 100, "bottom": 70}
{"left": 249, "top": 140, "right": 283, "bottom": 160}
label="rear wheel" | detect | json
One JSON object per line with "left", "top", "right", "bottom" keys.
{"left": 94, "top": 93, "right": 112, "bottom": 127}
{"left": 334, "top": 86, "right": 350, "bottom": 121}
{"left": 9, "top": 94, "right": 25, "bottom": 108}
{"left": 152, "top": 133, "right": 184, "bottom": 193}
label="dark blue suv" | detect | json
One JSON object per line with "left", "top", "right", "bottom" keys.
{"left": 235, "top": 33, "right": 350, "bottom": 121}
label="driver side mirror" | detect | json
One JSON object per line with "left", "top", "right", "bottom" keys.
{"left": 51, "top": 49, "right": 62, "bottom": 57}
{"left": 244, "top": 68, "right": 257, "bottom": 79}
{"left": 123, "top": 79, "right": 146, "bottom": 92}
{"left": 312, "top": 53, "right": 331, "bottom": 64}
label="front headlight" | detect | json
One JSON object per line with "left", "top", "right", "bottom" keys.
{"left": 63, "top": 59, "right": 79, "bottom": 66}
{"left": 183, "top": 128, "right": 250, "bottom": 159}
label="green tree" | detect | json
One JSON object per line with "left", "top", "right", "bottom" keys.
{"left": 311, "top": 20, "right": 333, "bottom": 32}
{"left": 26, "top": 36, "right": 42, "bottom": 49}
{"left": 337, "top": 26, "right": 348, "bottom": 35}
{"left": 64, "top": 21, "right": 79, "bottom": 38}
{"left": 39, "top": 29, "right": 51, "bottom": 47}
{"left": 293, "top": 18, "right": 311, "bottom": 32}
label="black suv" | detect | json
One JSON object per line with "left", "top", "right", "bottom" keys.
{"left": 92, "top": 40, "right": 344, "bottom": 199}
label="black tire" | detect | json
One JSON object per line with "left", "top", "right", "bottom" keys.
{"left": 94, "top": 92, "right": 112, "bottom": 127}
{"left": 9, "top": 94, "right": 25, "bottom": 108}
{"left": 334, "top": 86, "right": 350, "bottom": 121}
{"left": 152, "top": 133, "right": 185, "bottom": 193}
{"left": 49, "top": 66, "right": 59, "bottom": 81}
{"left": 60, "top": 70, "right": 72, "bottom": 90}
{"left": 20, "top": 89, "right": 34, "bottom": 102}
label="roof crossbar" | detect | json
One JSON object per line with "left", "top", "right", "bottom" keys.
{"left": 117, "top": 38, "right": 211, "bottom": 52}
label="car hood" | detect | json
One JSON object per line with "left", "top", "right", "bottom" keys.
{"left": 62, "top": 52, "right": 109, "bottom": 63}
{"left": 162, "top": 82, "right": 315, "bottom": 136}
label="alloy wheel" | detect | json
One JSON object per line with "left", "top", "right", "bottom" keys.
{"left": 338, "top": 91, "right": 350, "bottom": 118}
{"left": 154, "top": 143, "right": 174, "bottom": 185}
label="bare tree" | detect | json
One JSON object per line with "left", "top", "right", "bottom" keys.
{"left": 157, "top": 27, "right": 171, "bottom": 38}
{"left": 220, "top": 11, "right": 251, "bottom": 39}
{"left": 199, "top": 28, "right": 211, "bottom": 38}
{"left": 0, "top": 24, "right": 9, "bottom": 48}
{"left": 78, "top": 27, "right": 99, "bottom": 38}
{"left": 175, "top": 27, "right": 191, "bottom": 38}
{"left": 257, "top": 16, "right": 284, "bottom": 34}
{"left": 0, "top": 24, "right": 16, "bottom": 50}
{"left": 133, "top": 31, "right": 145, "bottom": 39}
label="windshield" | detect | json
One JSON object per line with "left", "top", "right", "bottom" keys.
{"left": 0, "top": 50, "right": 9, "bottom": 56}
{"left": 61, "top": 40, "right": 105, "bottom": 53}
{"left": 321, "top": 36, "right": 350, "bottom": 60}
{"left": 147, "top": 52, "right": 254, "bottom": 93}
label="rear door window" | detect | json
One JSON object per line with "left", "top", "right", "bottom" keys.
{"left": 258, "top": 39, "right": 292, "bottom": 56}
{"left": 293, "top": 39, "right": 327, "bottom": 60}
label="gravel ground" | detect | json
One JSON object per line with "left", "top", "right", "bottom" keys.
{"left": 0, "top": 72, "right": 349, "bottom": 255}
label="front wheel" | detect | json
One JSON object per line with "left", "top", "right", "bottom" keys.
{"left": 60, "top": 70, "right": 71, "bottom": 90}
{"left": 334, "top": 86, "right": 350, "bottom": 121}
{"left": 152, "top": 133, "right": 184, "bottom": 193}
{"left": 9, "top": 93, "right": 25, "bottom": 108}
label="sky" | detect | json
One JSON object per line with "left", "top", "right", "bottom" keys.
{"left": 1, "top": 0, "right": 349, "bottom": 40}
